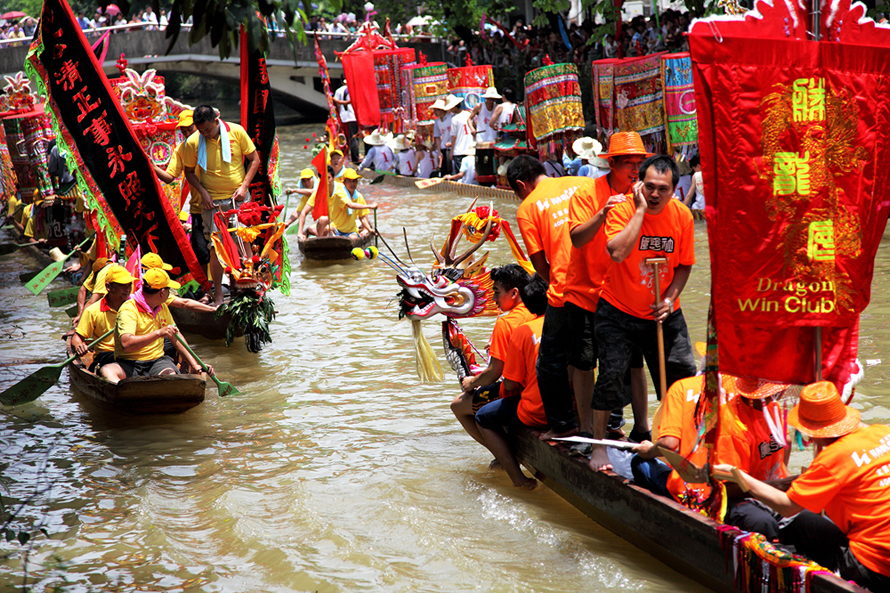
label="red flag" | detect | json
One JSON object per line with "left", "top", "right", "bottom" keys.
{"left": 689, "top": 0, "right": 890, "bottom": 389}
{"left": 125, "top": 242, "right": 142, "bottom": 292}
{"left": 311, "top": 148, "right": 328, "bottom": 220}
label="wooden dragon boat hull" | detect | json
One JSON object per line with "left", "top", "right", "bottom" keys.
{"left": 169, "top": 306, "right": 236, "bottom": 341}
{"left": 358, "top": 169, "right": 518, "bottom": 201}
{"left": 67, "top": 348, "right": 205, "bottom": 415}
{"left": 506, "top": 427, "right": 866, "bottom": 593}
{"left": 297, "top": 233, "right": 373, "bottom": 261}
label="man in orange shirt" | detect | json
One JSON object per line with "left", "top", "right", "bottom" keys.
{"left": 567, "top": 132, "right": 651, "bottom": 444}
{"left": 475, "top": 274, "right": 549, "bottom": 488}
{"left": 720, "top": 381, "right": 890, "bottom": 591}
{"left": 590, "top": 155, "right": 697, "bottom": 472}
{"left": 451, "top": 264, "right": 533, "bottom": 448}
{"left": 507, "top": 155, "right": 595, "bottom": 440}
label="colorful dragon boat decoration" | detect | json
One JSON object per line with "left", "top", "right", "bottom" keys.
{"left": 378, "top": 201, "right": 533, "bottom": 382}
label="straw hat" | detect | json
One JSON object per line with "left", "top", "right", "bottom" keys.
{"left": 723, "top": 375, "right": 791, "bottom": 400}
{"left": 600, "top": 131, "right": 653, "bottom": 158}
{"left": 464, "top": 140, "right": 476, "bottom": 157}
{"left": 482, "top": 87, "right": 502, "bottom": 100}
{"left": 572, "top": 136, "right": 610, "bottom": 169}
{"left": 430, "top": 98, "right": 447, "bottom": 111}
{"left": 788, "top": 381, "right": 861, "bottom": 438}
{"left": 444, "top": 94, "right": 463, "bottom": 110}
{"left": 389, "top": 134, "right": 412, "bottom": 151}
{"left": 49, "top": 247, "right": 66, "bottom": 261}
{"left": 364, "top": 130, "right": 388, "bottom": 146}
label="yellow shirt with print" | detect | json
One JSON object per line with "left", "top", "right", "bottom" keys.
{"left": 181, "top": 122, "right": 257, "bottom": 202}
{"left": 75, "top": 299, "right": 117, "bottom": 352}
{"left": 83, "top": 264, "right": 112, "bottom": 298}
{"left": 18, "top": 202, "right": 31, "bottom": 227}
{"left": 166, "top": 142, "right": 203, "bottom": 215}
{"left": 114, "top": 299, "right": 175, "bottom": 361}
{"left": 24, "top": 212, "right": 48, "bottom": 240}
{"left": 307, "top": 183, "right": 366, "bottom": 234}
{"left": 7, "top": 195, "right": 19, "bottom": 219}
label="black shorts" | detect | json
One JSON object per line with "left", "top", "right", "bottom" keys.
{"left": 88, "top": 351, "right": 116, "bottom": 372}
{"left": 565, "top": 302, "right": 598, "bottom": 371}
{"left": 471, "top": 381, "right": 502, "bottom": 413}
{"left": 117, "top": 355, "right": 179, "bottom": 378}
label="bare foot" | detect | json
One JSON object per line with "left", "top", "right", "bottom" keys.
{"left": 212, "top": 298, "right": 225, "bottom": 308}
{"left": 488, "top": 458, "right": 502, "bottom": 470}
{"left": 538, "top": 427, "right": 579, "bottom": 441}
{"left": 514, "top": 477, "right": 538, "bottom": 489}
{"left": 588, "top": 447, "right": 613, "bottom": 472}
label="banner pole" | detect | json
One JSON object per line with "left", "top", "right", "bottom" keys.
{"left": 815, "top": 326, "right": 822, "bottom": 381}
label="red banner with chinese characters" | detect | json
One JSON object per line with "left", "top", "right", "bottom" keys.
{"left": 25, "top": 0, "right": 206, "bottom": 286}
{"left": 689, "top": 0, "right": 890, "bottom": 387}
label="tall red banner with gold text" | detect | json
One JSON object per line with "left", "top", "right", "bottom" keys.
{"left": 689, "top": 0, "right": 890, "bottom": 389}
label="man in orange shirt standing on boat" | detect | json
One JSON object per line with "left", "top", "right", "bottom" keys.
{"left": 475, "top": 273, "right": 549, "bottom": 488}
{"left": 589, "top": 154, "right": 697, "bottom": 472}
{"left": 567, "top": 132, "right": 652, "bottom": 446}
{"left": 452, "top": 264, "right": 533, "bottom": 449}
{"left": 718, "top": 381, "right": 890, "bottom": 591}
{"left": 507, "top": 155, "right": 594, "bottom": 441}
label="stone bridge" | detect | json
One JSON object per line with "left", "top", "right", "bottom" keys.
{"left": 0, "top": 29, "right": 449, "bottom": 118}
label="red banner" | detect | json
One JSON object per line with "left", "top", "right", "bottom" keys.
{"left": 311, "top": 148, "right": 328, "bottom": 220}
{"left": 689, "top": 0, "right": 890, "bottom": 387}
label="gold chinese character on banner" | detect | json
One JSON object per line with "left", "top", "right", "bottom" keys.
{"left": 773, "top": 151, "right": 812, "bottom": 196}
{"left": 792, "top": 78, "right": 825, "bottom": 122}
{"left": 807, "top": 220, "right": 835, "bottom": 262}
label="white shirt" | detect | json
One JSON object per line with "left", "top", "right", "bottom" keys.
{"left": 416, "top": 150, "right": 434, "bottom": 178}
{"left": 475, "top": 103, "right": 498, "bottom": 143}
{"left": 496, "top": 103, "right": 516, "bottom": 131}
{"left": 360, "top": 145, "right": 395, "bottom": 172}
{"left": 433, "top": 113, "right": 453, "bottom": 148}
{"left": 458, "top": 155, "right": 477, "bottom": 185}
{"left": 397, "top": 148, "right": 416, "bottom": 176}
{"left": 334, "top": 85, "right": 356, "bottom": 123}
{"left": 451, "top": 111, "right": 474, "bottom": 157}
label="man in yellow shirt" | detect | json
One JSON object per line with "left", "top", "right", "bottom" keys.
{"left": 115, "top": 268, "right": 208, "bottom": 378}
{"left": 153, "top": 110, "right": 211, "bottom": 267}
{"left": 295, "top": 167, "right": 377, "bottom": 240}
{"left": 141, "top": 252, "right": 217, "bottom": 313}
{"left": 73, "top": 257, "right": 113, "bottom": 327}
{"left": 182, "top": 105, "right": 260, "bottom": 306}
{"left": 72, "top": 264, "right": 134, "bottom": 382}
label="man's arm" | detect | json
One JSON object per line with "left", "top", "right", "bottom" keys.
{"left": 296, "top": 202, "right": 312, "bottom": 240}
{"left": 154, "top": 164, "right": 175, "bottom": 184}
{"left": 185, "top": 165, "right": 213, "bottom": 210}
{"left": 120, "top": 324, "right": 178, "bottom": 352}
{"left": 170, "top": 296, "right": 218, "bottom": 313}
{"left": 460, "top": 357, "right": 505, "bottom": 392}
{"left": 528, "top": 251, "right": 550, "bottom": 283}
{"left": 490, "top": 105, "right": 504, "bottom": 130}
{"left": 171, "top": 331, "right": 209, "bottom": 374}
{"left": 344, "top": 200, "right": 377, "bottom": 210}
{"left": 651, "top": 264, "right": 692, "bottom": 322}
{"left": 607, "top": 182, "right": 647, "bottom": 262}
{"left": 71, "top": 332, "right": 89, "bottom": 356}
{"left": 712, "top": 465, "right": 804, "bottom": 517}
{"left": 235, "top": 151, "right": 261, "bottom": 202}
{"left": 633, "top": 436, "right": 680, "bottom": 459}
{"left": 570, "top": 194, "right": 626, "bottom": 248}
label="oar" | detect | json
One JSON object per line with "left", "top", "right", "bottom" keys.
{"left": 65, "top": 304, "right": 78, "bottom": 318}
{"left": 0, "top": 242, "right": 30, "bottom": 256}
{"left": 373, "top": 210, "right": 378, "bottom": 248}
{"left": 646, "top": 256, "right": 669, "bottom": 399}
{"left": 415, "top": 177, "right": 446, "bottom": 189}
{"left": 24, "top": 236, "right": 92, "bottom": 296}
{"left": 19, "top": 270, "right": 38, "bottom": 283}
{"left": 47, "top": 286, "right": 80, "bottom": 308}
{"left": 551, "top": 436, "right": 640, "bottom": 451}
{"left": 0, "top": 329, "right": 113, "bottom": 406}
{"left": 174, "top": 333, "right": 240, "bottom": 396}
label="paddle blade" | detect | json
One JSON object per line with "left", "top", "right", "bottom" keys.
{"left": 25, "top": 260, "right": 65, "bottom": 295}
{"left": 48, "top": 286, "right": 80, "bottom": 307}
{"left": 19, "top": 270, "right": 38, "bottom": 283}
{"left": 370, "top": 175, "right": 386, "bottom": 185}
{"left": 65, "top": 304, "right": 79, "bottom": 318}
{"left": 0, "top": 365, "right": 64, "bottom": 406}
{"left": 216, "top": 379, "right": 240, "bottom": 396}
{"left": 415, "top": 178, "right": 445, "bottom": 189}
{"left": 0, "top": 243, "right": 23, "bottom": 256}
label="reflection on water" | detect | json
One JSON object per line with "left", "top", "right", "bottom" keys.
{"left": 1, "top": 124, "right": 888, "bottom": 592}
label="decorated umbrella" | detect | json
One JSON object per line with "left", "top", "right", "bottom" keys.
{"left": 1, "top": 11, "right": 27, "bottom": 20}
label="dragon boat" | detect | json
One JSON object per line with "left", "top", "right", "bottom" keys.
{"left": 378, "top": 202, "right": 869, "bottom": 593}
{"left": 65, "top": 339, "right": 206, "bottom": 415}
{"left": 359, "top": 169, "right": 517, "bottom": 201}
{"left": 297, "top": 232, "right": 375, "bottom": 261}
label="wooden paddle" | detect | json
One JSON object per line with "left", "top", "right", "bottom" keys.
{"left": 47, "top": 286, "right": 80, "bottom": 308}
{"left": 65, "top": 304, "right": 79, "bottom": 318}
{"left": 551, "top": 436, "right": 640, "bottom": 451}
{"left": 24, "top": 236, "right": 92, "bottom": 295}
{"left": 658, "top": 446, "right": 709, "bottom": 483}
{"left": 0, "top": 242, "right": 31, "bottom": 256}
{"left": 19, "top": 270, "right": 38, "bottom": 283}
{"left": 0, "top": 329, "right": 113, "bottom": 407}
{"left": 415, "top": 177, "right": 446, "bottom": 189}
{"left": 174, "top": 333, "right": 240, "bottom": 396}
{"left": 646, "top": 256, "right": 669, "bottom": 398}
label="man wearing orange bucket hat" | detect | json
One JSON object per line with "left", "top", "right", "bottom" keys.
{"left": 716, "top": 381, "right": 890, "bottom": 590}
{"left": 587, "top": 148, "right": 697, "bottom": 472}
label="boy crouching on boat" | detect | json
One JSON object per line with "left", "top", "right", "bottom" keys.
{"left": 451, "top": 264, "right": 534, "bottom": 452}
{"left": 113, "top": 268, "right": 212, "bottom": 381}
{"left": 72, "top": 264, "right": 134, "bottom": 382}
{"left": 295, "top": 167, "right": 377, "bottom": 241}
{"left": 475, "top": 274, "right": 550, "bottom": 489}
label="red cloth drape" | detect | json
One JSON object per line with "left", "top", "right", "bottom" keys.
{"left": 340, "top": 52, "right": 380, "bottom": 128}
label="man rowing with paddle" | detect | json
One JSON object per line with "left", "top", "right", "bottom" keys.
{"left": 141, "top": 253, "right": 217, "bottom": 314}
{"left": 73, "top": 256, "right": 113, "bottom": 327}
{"left": 294, "top": 167, "right": 377, "bottom": 241}
{"left": 182, "top": 105, "right": 260, "bottom": 307}
{"left": 114, "top": 268, "right": 212, "bottom": 380}
{"left": 71, "top": 264, "right": 134, "bottom": 382}
{"left": 715, "top": 381, "right": 890, "bottom": 591}
{"left": 589, "top": 154, "right": 697, "bottom": 472}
